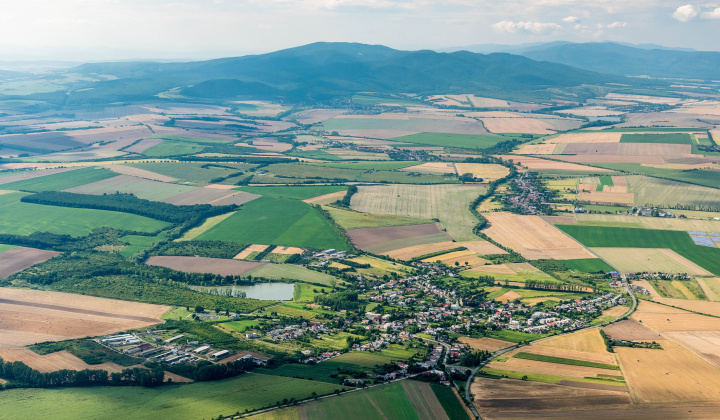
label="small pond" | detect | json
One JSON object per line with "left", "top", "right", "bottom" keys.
{"left": 587, "top": 116, "right": 622, "bottom": 122}
{"left": 191, "top": 283, "right": 295, "bottom": 301}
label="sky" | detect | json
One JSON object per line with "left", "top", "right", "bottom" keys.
{"left": 0, "top": 0, "right": 718, "bottom": 61}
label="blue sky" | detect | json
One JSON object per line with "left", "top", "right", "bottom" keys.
{"left": 0, "top": 0, "right": 718, "bottom": 60}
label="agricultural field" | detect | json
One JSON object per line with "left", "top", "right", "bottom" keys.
{"left": 350, "top": 184, "right": 485, "bottom": 241}
{"left": 0, "top": 192, "right": 169, "bottom": 236}
{"left": 245, "top": 264, "right": 337, "bottom": 287}
{"left": 346, "top": 223, "right": 450, "bottom": 254}
{"left": 145, "top": 256, "right": 263, "bottom": 276}
{"left": 125, "top": 161, "right": 255, "bottom": 185}
{"left": 236, "top": 185, "right": 347, "bottom": 200}
{"left": 64, "top": 174, "right": 197, "bottom": 200}
{"left": 590, "top": 248, "right": 711, "bottom": 275}
{"left": 560, "top": 258, "right": 615, "bottom": 273}
{"left": 255, "top": 163, "right": 454, "bottom": 184}
{"left": 323, "top": 206, "right": 433, "bottom": 231}
{"left": 194, "top": 197, "right": 350, "bottom": 250}
{"left": 558, "top": 225, "right": 720, "bottom": 275}
{"left": 0, "top": 167, "right": 117, "bottom": 192}
{"left": 0, "top": 287, "right": 168, "bottom": 348}
{"left": 0, "top": 247, "right": 60, "bottom": 278}
{"left": 0, "top": 373, "right": 339, "bottom": 420}
{"left": 627, "top": 175, "right": 720, "bottom": 208}
{"left": 464, "top": 262, "right": 558, "bottom": 283}
{"left": 482, "top": 213, "right": 595, "bottom": 260}
{"left": 568, "top": 213, "right": 720, "bottom": 232}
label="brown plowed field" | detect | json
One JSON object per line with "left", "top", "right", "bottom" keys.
{"left": 482, "top": 213, "right": 595, "bottom": 260}
{"left": 145, "top": 256, "right": 262, "bottom": 276}
{"left": 0, "top": 247, "right": 60, "bottom": 278}
{"left": 0, "top": 287, "right": 168, "bottom": 348}
{"left": 459, "top": 337, "right": 514, "bottom": 352}
{"left": 346, "top": 222, "right": 449, "bottom": 250}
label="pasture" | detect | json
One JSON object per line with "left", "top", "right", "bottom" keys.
{"left": 350, "top": 184, "right": 485, "bottom": 241}
{"left": 558, "top": 225, "right": 720, "bottom": 275}
{"left": 195, "top": 197, "right": 349, "bottom": 250}
{"left": 0, "top": 287, "right": 168, "bottom": 348}
{"left": 0, "top": 373, "right": 338, "bottom": 420}
{"left": 0, "top": 192, "right": 169, "bottom": 236}
{"left": 482, "top": 213, "right": 595, "bottom": 260}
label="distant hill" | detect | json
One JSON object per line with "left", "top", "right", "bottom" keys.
{"left": 64, "top": 42, "right": 623, "bottom": 104}
{"left": 439, "top": 41, "right": 697, "bottom": 55}
{"left": 519, "top": 42, "right": 720, "bottom": 80}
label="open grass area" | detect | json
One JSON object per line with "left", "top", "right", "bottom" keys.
{"left": 560, "top": 258, "right": 616, "bottom": 273}
{"left": 391, "top": 133, "right": 504, "bottom": 149}
{"left": 430, "top": 383, "right": 471, "bottom": 420}
{"left": 323, "top": 205, "right": 434, "bottom": 230}
{"left": 330, "top": 346, "right": 421, "bottom": 368}
{"left": 221, "top": 319, "right": 260, "bottom": 332}
{"left": 257, "top": 362, "right": 345, "bottom": 384}
{"left": 195, "top": 196, "right": 349, "bottom": 250}
{"left": 513, "top": 352, "right": 620, "bottom": 370}
{"left": 0, "top": 192, "right": 169, "bottom": 236}
{"left": 0, "top": 167, "right": 117, "bottom": 192}
{"left": 478, "top": 367, "right": 625, "bottom": 387}
{"left": 0, "top": 244, "right": 17, "bottom": 252}
{"left": 308, "top": 161, "right": 418, "bottom": 170}
{"left": 619, "top": 133, "right": 692, "bottom": 144}
{"left": 485, "top": 330, "right": 544, "bottom": 343}
{"left": 29, "top": 339, "right": 139, "bottom": 366}
{"left": 293, "top": 283, "right": 323, "bottom": 301}
{"left": 0, "top": 373, "right": 339, "bottom": 420}
{"left": 119, "top": 232, "right": 167, "bottom": 257}
{"left": 246, "top": 264, "right": 337, "bottom": 287}
{"left": 142, "top": 139, "right": 207, "bottom": 156}
{"left": 236, "top": 185, "right": 347, "bottom": 200}
{"left": 558, "top": 225, "right": 720, "bottom": 275}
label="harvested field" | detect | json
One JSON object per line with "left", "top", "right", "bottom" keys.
{"left": 422, "top": 249, "right": 487, "bottom": 268}
{"left": 234, "top": 244, "right": 268, "bottom": 260}
{"left": 346, "top": 223, "right": 450, "bottom": 254}
{"left": 64, "top": 174, "right": 196, "bottom": 201}
{"left": 504, "top": 342, "right": 618, "bottom": 366}
{"left": 145, "top": 256, "right": 262, "bottom": 276}
{"left": 591, "top": 248, "right": 712, "bottom": 275}
{"left": 385, "top": 241, "right": 462, "bottom": 260}
{"left": 106, "top": 164, "right": 176, "bottom": 182}
{"left": 664, "top": 330, "right": 720, "bottom": 370}
{"left": 400, "top": 161, "right": 455, "bottom": 174}
{"left": 454, "top": 163, "right": 509, "bottom": 181}
{"left": 495, "top": 155, "right": 612, "bottom": 172}
{"left": 459, "top": 337, "right": 514, "bottom": 352}
{"left": 578, "top": 190, "right": 635, "bottom": 205}
{"left": 0, "top": 167, "right": 80, "bottom": 186}
{"left": 514, "top": 143, "right": 557, "bottom": 154}
{"left": 238, "top": 138, "right": 292, "bottom": 153}
{"left": 536, "top": 328, "right": 608, "bottom": 355}
{"left": 161, "top": 188, "right": 260, "bottom": 206}
{"left": 553, "top": 154, "right": 667, "bottom": 164}
{"left": 575, "top": 214, "right": 720, "bottom": 232}
{"left": 561, "top": 142, "right": 690, "bottom": 157}
{"left": 322, "top": 114, "right": 492, "bottom": 136}
{"left": 351, "top": 184, "right": 485, "bottom": 241}
{"left": 632, "top": 300, "right": 720, "bottom": 332}
{"left": 494, "top": 291, "right": 521, "bottom": 303}
{"left": 482, "top": 213, "right": 595, "bottom": 260}
{"left": 293, "top": 109, "right": 346, "bottom": 124}
{"left": 302, "top": 191, "right": 346, "bottom": 204}
{"left": 468, "top": 264, "right": 515, "bottom": 275}
{"left": 0, "top": 247, "right": 60, "bottom": 278}
{"left": 0, "top": 287, "right": 168, "bottom": 348}
{"left": 272, "top": 246, "right": 303, "bottom": 255}
{"left": 603, "top": 319, "right": 663, "bottom": 341}
{"left": 616, "top": 339, "right": 720, "bottom": 403}
{"left": 480, "top": 117, "right": 556, "bottom": 134}
{"left": 697, "top": 277, "right": 720, "bottom": 301}
{"left": 547, "top": 132, "right": 623, "bottom": 144}
{"left": 0, "top": 348, "right": 130, "bottom": 373}
{"left": 651, "top": 298, "right": 720, "bottom": 318}
{"left": 472, "top": 377, "right": 631, "bottom": 417}
{"left": 602, "top": 305, "right": 629, "bottom": 319}
{"left": 486, "top": 357, "right": 620, "bottom": 379}
{"left": 457, "top": 241, "right": 507, "bottom": 255}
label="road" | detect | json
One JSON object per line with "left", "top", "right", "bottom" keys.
{"left": 462, "top": 274, "right": 637, "bottom": 419}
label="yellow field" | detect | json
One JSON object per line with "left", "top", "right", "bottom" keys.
{"left": 546, "top": 179, "right": 577, "bottom": 200}
{"left": 671, "top": 280, "right": 697, "bottom": 300}
{"left": 651, "top": 298, "right": 720, "bottom": 318}
{"left": 590, "top": 248, "right": 712, "bottom": 275}
{"left": 495, "top": 155, "right": 613, "bottom": 172}
{"left": 350, "top": 184, "right": 485, "bottom": 241}
{"left": 400, "top": 161, "right": 455, "bottom": 174}
{"left": 575, "top": 214, "right": 720, "bottom": 232}
{"left": 456, "top": 240, "right": 507, "bottom": 255}
{"left": 522, "top": 296, "right": 562, "bottom": 305}
{"left": 631, "top": 300, "right": 720, "bottom": 332}
{"left": 487, "top": 357, "right": 620, "bottom": 379}
{"left": 481, "top": 117, "right": 556, "bottom": 134}
{"left": 459, "top": 337, "right": 514, "bottom": 352}
{"left": 697, "top": 277, "right": 720, "bottom": 301}
{"left": 422, "top": 249, "right": 487, "bottom": 268}
{"left": 482, "top": 213, "right": 595, "bottom": 260}
{"left": 546, "top": 132, "right": 623, "bottom": 143}
{"left": 385, "top": 241, "right": 460, "bottom": 260}
{"left": 616, "top": 340, "right": 720, "bottom": 403}
{"left": 664, "top": 330, "right": 720, "bottom": 370}
{"left": 302, "top": 191, "right": 346, "bottom": 204}
{"left": 494, "top": 290, "right": 521, "bottom": 303}
{"left": 514, "top": 143, "right": 556, "bottom": 154}
{"left": 454, "top": 163, "right": 509, "bottom": 181}
{"left": 536, "top": 328, "right": 608, "bottom": 355}
{"left": 273, "top": 246, "right": 304, "bottom": 255}
{"left": 234, "top": 244, "right": 268, "bottom": 259}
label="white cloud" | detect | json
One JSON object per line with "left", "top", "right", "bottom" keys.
{"left": 701, "top": 7, "right": 720, "bottom": 18}
{"left": 562, "top": 16, "right": 579, "bottom": 23}
{"left": 607, "top": 21, "right": 628, "bottom": 28}
{"left": 491, "top": 20, "right": 561, "bottom": 34}
{"left": 673, "top": 4, "right": 699, "bottom": 22}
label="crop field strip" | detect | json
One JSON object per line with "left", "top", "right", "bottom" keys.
{"left": 0, "top": 167, "right": 117, "bottom": 192}
{"left": 346, "top": 222, "right": 450, "bottom": 253}
{"left": 0, "top": 247, "right": 60, "bottom": 278}
{"left": 513, "top": 352, "right": 620, "bottom": 370}
{"left": 64, "top": 174, "right": 198, "bottom": 201}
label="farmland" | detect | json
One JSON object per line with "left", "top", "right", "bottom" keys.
{"left": 346, "top": 223, "right": 450, "bottom": 254}
{"left": 590, "top": 248, "right": 712, "bottom": 275}
{"left": 236, "top": 185, "right": 347, "bottom": 200}
{"left": 195, "top": 197, "right": 350, "bottom": 250}
{"left": 558, "top": 225, "right": 720, "bottom": 275}
{"left": 0, "top": 192, "right": 169, "bottom": 236}
{"left": 350, "top": 184, "right": 485, "bottom": 241}
{"left": 0, "top": 247, "right": 60, "bottom": 278}
{"left": 390, "top": 133, "right": 504, "bottom": 149}
{"left": 0, "top": 167, "right": 117, "bottom": 192}
{"left": 64, "top": 174, "right": 197, "bottom": 201}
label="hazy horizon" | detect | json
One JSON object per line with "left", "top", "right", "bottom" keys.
{"left": 1, "top": 1, "right": 718, "bottom": 62}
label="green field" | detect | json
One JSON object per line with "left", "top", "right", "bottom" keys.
{"left": 589, "top": 163, "right": 720, "bottom": 190}
{"left": 255, "top": 163, "right": 455, "bottom": 185}
{"left": 330, "top": 346, "right": 420, "bottom": 367}
{"left": 125, "top": 162, "right": 254, "bottom": 185}
{"left": 0, "top": 168, "right": 118, "bottom": 192}
{"left": 246, "top": 264, "right": 337, "bottom": 286}
{"left": 391, "top": 133, "right": 504, "bottom": 149}
{"left": 557, "top": 225, "right": 720, "bottom": 275}
{"left": 120, "top": 232, "right": 167, "bottom": 257}
{"left": 323, "top": 205, "right": 434, "bottom": 230}
{"left": 486, "top": 330, "right": 544, "bottom": 343}
{"left": 258, "top": 362, "right": 347, "bottom": 384}
{"left": 236, "top": 185, "right": 347, "bottom": 200}
{"left": 0, "top": 244, "right": 17, "bottom": 252}
{"left": 626, "top": 175, "right": 720, "bottom": 209}
{"left": 293, "top": 283, "right": 323, "bottom": 301}
{"left": 560, "top": 258, "right": 615, "bottom": 273}
{"left": 514, "top": 352, "right": 620, "bottom": 370}
{"left": 142, "top": 139, "right": 207, "bottom": 156}
{"left": 479, "top": 368, "right": 625, "bottom": 387}
{"left": 430, "top": 383, "right": 471, "bottom": 420}
{"left": 619, "top": 133, "right": 692, "bottom": 144}
{"left": 308, "top": 161, "right": 419, "bottom": 171}
{"left": 286, "top": 149, "right": 343, "bottom": 161}
{"left": 0, "top": 192, "right": 169, "bottom": 236}
{"left": 194, "top": 196, "right": 349, "bottom": 250}
{"left": 222, "top": 319, "right": 260, "bottom": 332}
{"left": 0, "top": 373, "right": 339, "bottom": 420}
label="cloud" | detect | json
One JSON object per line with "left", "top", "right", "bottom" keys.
{"left": 491, "top": 20, "right": 561, "bottom": 34}
{"left": 562, "top": 16, "right": 579, "bottom": 23}
{"left": 607, "top": 21, "right": 628, "bottom": 28}
{"left": 701, "top": 7, "right": 720, "bottom": 18}
{"left": 673, "top": 4, "right": 699, "bottom": 22}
